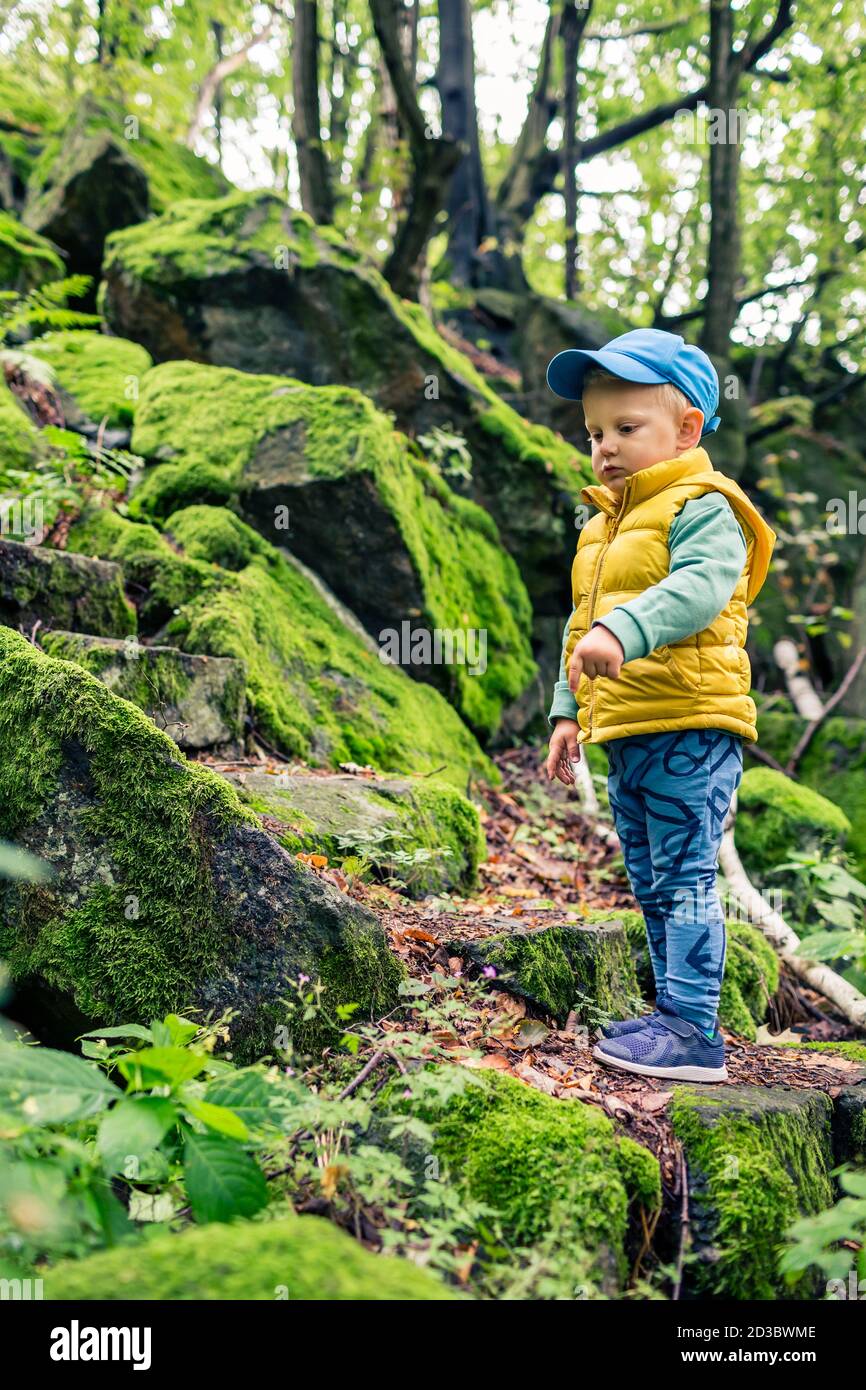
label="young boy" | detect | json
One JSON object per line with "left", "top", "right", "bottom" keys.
{"left": 544, "top": 329, "right": 777, "bottom": 1083}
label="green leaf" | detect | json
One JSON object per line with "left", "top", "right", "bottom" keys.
{"left": 182, "top": 1131, "right": 268, "bottom": 1224}
{"left": 204, "top": 1071, "right": 277, "bottom": 1131}
{"left": 116, "top": 1047, "right": 207, "bottom": 1091}
{"left": 161, "top": 1015, "right": 200, "bottom": 1047}
{"left": 0, "top": 1042, "right": 117, "bottom": 1125}
{"left": 78, "top": 1024, "right": 155, "bottom": 1045}
{"left": 96, "top": 1097, "right": 177, "bottom": 1174}
{"left": 182, "top": 1097, "right": 249, "bottom": 1141}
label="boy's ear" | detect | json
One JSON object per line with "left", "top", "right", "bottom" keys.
{"left": 679, "top": 406, "right": 704, "bottom": 448}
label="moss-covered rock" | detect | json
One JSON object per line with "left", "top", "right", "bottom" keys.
{"left": 126, "top": 366, "right": 537, "bottom": 734}
{"left": 735, "top": 764, "right": 852, "bottom": 883}
{"left": 39, "top": 630, "right": 246, "bottom": 754}
{"left": 670, "top": 1084, "right": 836, "bottom": 1298}
{"left": 0, "top": 626, "right": 404, "bottom": 1062}
{"left": 224, "top": 768, "right": 485, "bottom": 898}
{"left": 100, "top": 189, "right": 590, "bottom": 614}
{"left": 445, "top": 919, "right": 638, "bottom": 1026}
{"left": 718, "top": 921, "right": 780, "bottom": 1042}
{"left": 42, "top": 1212, "right": 456, "bottom": 1300}
{"left": 752, "top": 709, "right": 866, "bottom": 886}
{"left": 27, "top": 330, "right": 152, "bottom": 429}
{"left": 23, "top": 90, "right": 229, "bottom": 284}
{"left": 375, "top": 1066, "right": 660, "bottom": 1293}
{"left": 66, "top": 503, "right": 497, "bottom": 792}
{"left": 0, "top": 211, "right": 63, "bottom": 290}
{"left": 0, "top": 537, "right": 136, "bottom": 636}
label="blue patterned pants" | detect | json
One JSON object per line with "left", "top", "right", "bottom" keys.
{"left": 603, "top": 728, "right": 744, "bottom": 1033}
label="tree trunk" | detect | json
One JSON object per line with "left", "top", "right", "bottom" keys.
{"left": 561, "top": 0, "right": 593, "bottom": 300}
{"left": 699, "top": 0, "right": 741, "bottom": 359}
{"left": 369, "top": 0, "right": 461, "bottom": 300}
{"left": 292, "top": 0, "right": 335, "bottom": 225}
{"left": 437, "top": 0, "right": 493, "bottom": 287}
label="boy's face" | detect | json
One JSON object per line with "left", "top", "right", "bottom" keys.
{"left": 582, "top": 381, "right": 704, "bottom": 496}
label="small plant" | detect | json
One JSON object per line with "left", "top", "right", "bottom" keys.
{"left": 417, "top": 425, "right": 474, "bottom": 483}
{"left": 767, "top": 852, "right": 866, "bottom": 984}
{"left": 778, "top": 1167, "right": 866, "bottom": 1294}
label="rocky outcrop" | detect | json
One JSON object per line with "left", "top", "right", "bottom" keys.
{"left": 22, "top": 91, "right": 228, "bottom": 286}
{"left": 0, "top": 627, "right": 404, "bottom": 1063}
{"left": 40, "top": 631, "right": 246, "bottom": 755}
{"left": 224, "top": 768, "right": 485, "bottom": 898}
{"left": 123, "top": 362, "right": 536, "bottom": 735}
{"left": 100, "top": 190, "right": 589, "bottom": 615}
{"left": 0, "top": 537, "right": 135, "bottom": 636}
{"left": 66, "top": 503, "right": 497, "bottom": 791}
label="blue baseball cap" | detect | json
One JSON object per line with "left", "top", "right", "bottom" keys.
{"left": 546, "top": 328, "right": 721, "bottom": 436}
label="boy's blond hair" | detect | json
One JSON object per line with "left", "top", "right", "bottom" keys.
{"left": 582, "top": 366, "right": 694, "bottom": 429}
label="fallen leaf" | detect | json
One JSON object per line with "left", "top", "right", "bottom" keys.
{"left": 638, "top": 1091, "right": 673, "bottom": 1113}
{"left": 514, "top": 1063, "right": 558, "bottom": 1095}
{"left": 512, "top": 1018, "right": 551, "bottom": 1048}
{"left": 402, "top": 926, "right": 438, "bottom": 944}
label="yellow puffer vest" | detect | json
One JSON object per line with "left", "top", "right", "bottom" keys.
{"left": 565, "top": 445, "right": 777, "bottom": 745}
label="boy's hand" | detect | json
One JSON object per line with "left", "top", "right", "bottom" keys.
{"left": 568, "top": 625, "right": 624, "bottom": 692}
{"left": 545, "top": 718, "right": 580, "bottom": 786}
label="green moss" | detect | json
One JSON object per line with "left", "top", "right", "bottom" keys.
{"left": 233, "top": 771, "right": 485, "bottom": 898}
{"left": 455, "top": 922, "right": 637, "bottom": 1024}
{"left": 0, "top": 212, "right": 64, "bottom": 290}
{"left": 720, "top": 921, "right": 780, "bottom": 1041}
{"left": 43, "top": 1211, "right": 457, "bottom": 1300}
{"left": 670, "top": 1085, "right": 835, "bottom": 1299}
{"left": 736, "top": 765, "right": 851, "bottom": 877}
{"left": 379, "top": 1067, "right": 660, "bottom": 1290}
{"left": 0, "top": 378, "right": 43, "bottom": 472}
{"left": 27, "top": 331, "right": 152, "bottom": 427}
{"left": 128, "top": 364, "right": 536, "bottom": 735}
{"left": 755, "top": 712, "right": 866, "bottom": 885}
{"left": 26, "top": 87, "right": 228, "bottom": 221}
{"left": 39, "top": 630, "right": 193, "bottom": 713}
{"left": 102, "top": 190, "right": 592, "bottom": 605}
{"left": 0, "top": 626, "right": 253, "bottom": 1024}
{"left": 67, "top": 504, "right": 497, "bottom": 792}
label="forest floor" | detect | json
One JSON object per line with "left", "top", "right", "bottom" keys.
{"left": 205, "top": 742, "right": 866, "bottom": 1218}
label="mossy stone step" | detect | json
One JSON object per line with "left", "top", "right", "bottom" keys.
{"left": 41, "top": 630, "right": 246, "bottom": 755}
{"left": 444, "top": 918, "right": 638, "bottom": 1026}
{"left": 0, "top": 537, "right": 135, "bottom": 637}
{"left": 373, "top": 1065, "right": 660, "bottom": 1296}
{"left": 224, "top": 768, "right": 485, "bottom": 898}
{"left": 40, "top": 1212, "right": 457, "bottom": 1300}
{"left": 670, "top": 1083, "right": 837, "bottom": 1300}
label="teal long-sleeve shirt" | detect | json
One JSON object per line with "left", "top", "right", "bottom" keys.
{"left": 548, "top": 491, "right": 748, "bottom": 726}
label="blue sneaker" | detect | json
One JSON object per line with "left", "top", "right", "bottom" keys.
{"left": 593, "top": 1011, "right": 727, "bottom": 1083}
{"left": 601, "top": 1002, "right": 720, "bottom": 1040}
